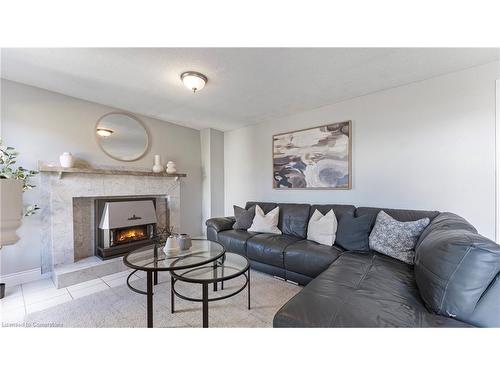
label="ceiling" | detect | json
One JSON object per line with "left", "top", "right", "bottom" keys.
{"left": 1, "top": 48, "right": 499, "bottom": 131}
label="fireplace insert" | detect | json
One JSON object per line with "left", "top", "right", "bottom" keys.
{"left": 115, "top": 225, "right": 149, "bottom": 245}
{"left": 95, "top": 197, "right": 158, "bottom": 259}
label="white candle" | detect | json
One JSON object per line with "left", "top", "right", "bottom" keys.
{"left": 154, "top": 155, "right": 161, "bottom": 165}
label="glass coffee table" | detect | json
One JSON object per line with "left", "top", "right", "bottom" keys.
{"left": 123, "top": 239, "right": 225, "bottom": 328}
{"left": 170, "top": 252, "right": 250, "bottom": 328}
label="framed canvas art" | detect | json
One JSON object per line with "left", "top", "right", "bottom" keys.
{"left": 272, "top": 121, "right": 352, "bottom": 189}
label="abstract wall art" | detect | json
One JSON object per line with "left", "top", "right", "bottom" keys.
{"left": 272, "top": 121, "right": 352, "bottom": 189}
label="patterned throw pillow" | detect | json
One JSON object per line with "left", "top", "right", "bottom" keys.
{"left": 369, "top": 210, "right": 430, "bottom": 265}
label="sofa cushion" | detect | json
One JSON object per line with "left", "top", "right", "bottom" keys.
{"left": 246, "top": 233, "right": 301, "bottom": 268}
{"left": 274, "top": 252, "right": 470, "bottom": 327}
{"left": 335, "top": 212, "right": 372, "bottom": 251}
{"left": 284, "top": 240, "right": 343, "bottom": 278}
{"left": 310, "top": 204, "right": 355, "bottom": 223}
{"left": 369, "top": 211, "right": 430, "bottom": 265}
{"left": 245, "top": 201, "right": 277, "bottom": 214}
{"left": 355, "top": 206, "right": 439, "bottom": 229}
{"left": 278, "top": 203, "right": 311, "bottom": 238}
{"left": 232, "top": 205, "right": 256, "bottom": 230}
{"left": 216, "top": 229, "right": 257, "bottom": 256}
{"left": 415, "top": 218, "right": 500, "bottom": 320}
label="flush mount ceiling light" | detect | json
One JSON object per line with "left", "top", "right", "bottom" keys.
{"left": 96, "top": 128, "right": 114, "bottom": 137}
{"left": 181, "top": 71, "right": 207, "bottom": 93}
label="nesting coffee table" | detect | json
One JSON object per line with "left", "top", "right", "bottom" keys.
{"left": 124, "top": 240, "right": 224, "bottom": 327}
{"left": 123, "top": 239, "right": 250, "bottom": 328}
{"left": 170, "top": 252, "right": 250, "bottom": 328}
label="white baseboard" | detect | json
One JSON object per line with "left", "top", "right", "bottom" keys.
{"left": 0, "top": 268, "right": 52, "bottom": 287}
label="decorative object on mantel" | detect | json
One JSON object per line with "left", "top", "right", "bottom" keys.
{"left": 95, "top": 112, "right": 150, "bottom": 161}
{"left": 38, "top": 162, "right": 187, "bottom": 180}
{"left": 177, "top": 233, "right": 192, "bottom": 250}
{"left": 272, "top": 121, "right": 352, "bottom": 190}
{"left": 166, "top": 161, "right": 177, "bottom": 174}
{"left": 0, "top": 139, "right": 39, "bottom": 247}
{"left": 59, "top": 152, "right": 75, "bottom": 168}
{"left": 152, "top": 154, "right": 163, "bottom": 173}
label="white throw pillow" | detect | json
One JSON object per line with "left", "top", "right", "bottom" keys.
{"left": 307, "top": 209, "right": 338, "bottom": 246}
{"left": 248, "top": 205, "right": 282, "bottom": 234}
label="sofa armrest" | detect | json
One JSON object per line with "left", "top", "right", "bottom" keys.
{"left": 206, "top": 216, "right": 235, "bottom": 233}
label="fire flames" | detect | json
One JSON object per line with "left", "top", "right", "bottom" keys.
{"left": 116, "top": 227, "right": 147, "bottom": 243}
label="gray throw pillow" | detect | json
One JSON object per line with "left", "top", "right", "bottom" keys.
{"left": 233, "top": 205, "right": 256, "bottom": 230}
{"left": 369, "top": 210, "right": 430, "bottom": 265}
{"left": 335, "top": 213, "right": 372, "bottom": 251}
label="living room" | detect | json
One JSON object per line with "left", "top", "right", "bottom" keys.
{"left": 1, "top": 1, "right": 499, "bottom": 374}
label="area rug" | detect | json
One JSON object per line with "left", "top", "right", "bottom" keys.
{"left": 24, "top": 271, "right": 301, "bottom": 328}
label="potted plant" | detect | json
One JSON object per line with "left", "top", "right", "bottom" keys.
{"left": 0, "top": 139, "right": 38, "bottom": 299}
{"left": 0, "top": 139, "right": 39, "bottom": 247}
{"left": 152, "top": 226, "right": 173, "bottom": 248}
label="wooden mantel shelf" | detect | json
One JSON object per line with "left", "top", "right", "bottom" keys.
{"left": 38, "top": 162, "right": 187, "bottom": 180}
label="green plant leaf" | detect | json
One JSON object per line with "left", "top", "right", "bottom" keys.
{"left": 1, "top": 142, "right": 39, "bottom": 215}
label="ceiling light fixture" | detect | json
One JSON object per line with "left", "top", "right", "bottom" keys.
{"left": 96, "top": 128, "right": 114, "bottom": 137}
{"left": 181, "top": 71, "right": 207, "bottom": 93}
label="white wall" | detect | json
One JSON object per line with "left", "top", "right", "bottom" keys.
{"left": 210, "top": 129, "right": 225, "bottom": 218}
{"left": 200, "top": 129, "right": 211, "bottom": 234}
{"left": 0, "top": 79, "right": 203, "bottom": 274}
{"left": 225, "top": 62, "right": 500, "bottom": 239}
{"left": 200, "top": 128, "right": 224, "bottom": 234}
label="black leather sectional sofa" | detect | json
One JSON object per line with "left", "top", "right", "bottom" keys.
{"left": 206, "top": 201, "right": 500, "bottom": 327}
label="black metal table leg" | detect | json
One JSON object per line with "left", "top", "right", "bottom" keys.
{"left": 146, "top": 271, "right": 153, "bottom": 328}
{"left": 153, "top": 246, "right": 159, "bottom": 286}
{"left": 171, "top": 276, "right": 175, "bottom": 313}
{"left": 202, "top": 282, "right": 209, "bottom": 328}
{"left": 248, "top": 269, "right": 251, "bottom": 310}
{"left": 221, "top": 261, "right": 225, "bottom": 290}
{"left": 213, "top": 261, "right": 218, "bottom": 292}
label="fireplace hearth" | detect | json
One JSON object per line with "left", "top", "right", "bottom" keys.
{"left": 95, "top": 198, "right": 158, "bottom": 259}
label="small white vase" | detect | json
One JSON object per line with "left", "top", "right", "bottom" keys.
{"left": 59, "top": 152, "right": 74, "bottom": 168}
{"left": 166, "top": 161, "right": 177, "bottom": 174}
{"left": 0, "top": 179, "right": 23, "bottom": 246}
{"left": 163, "top": 235, "right": 179, "bottom": 254}
{"left": 152, "top": 155, "right": 163, "bottom": 173}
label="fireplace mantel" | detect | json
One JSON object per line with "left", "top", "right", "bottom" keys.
{"left": 38, "top": 162, "right": 187, "bottom": 180}
{"left": 39, "top": 164, "right": 181, "bottom": 278}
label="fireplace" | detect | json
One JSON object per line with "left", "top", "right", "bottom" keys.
{"left": 115, "top": 225, "right": 149, "bottom": 245}
{"left": 94, "top": 198, "right": 158, "bottom": 259}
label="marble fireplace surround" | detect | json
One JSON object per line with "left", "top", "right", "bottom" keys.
{"left": 40, "top": 168, "right": 181, "bottom": 275}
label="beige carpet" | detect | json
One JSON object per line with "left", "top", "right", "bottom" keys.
{"left": 24, "top": 270, "right": 301, "bottom": 328}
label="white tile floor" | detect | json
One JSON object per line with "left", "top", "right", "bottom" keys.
{"left": 1, "top": 270, "right": 140, "bottom": 323}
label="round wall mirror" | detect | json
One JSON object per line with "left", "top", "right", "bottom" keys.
{"left": 95, "top": 112, "right": 149, "bottom": 161}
